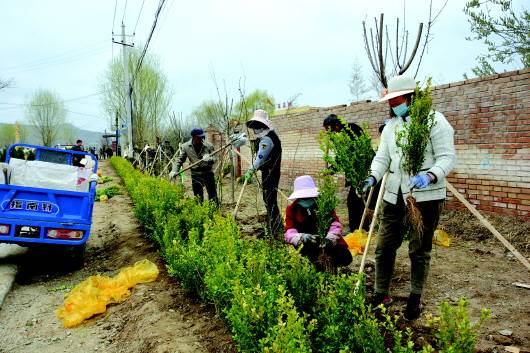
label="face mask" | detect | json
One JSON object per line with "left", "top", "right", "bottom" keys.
{"left": 298, "top": 198, "right": 315, "bottom": 208}
{"left": 253, "top": 128, "right": 269, "bottom": 138}
{"left": 392, "top": 103, "right": 409, "bottom": 117}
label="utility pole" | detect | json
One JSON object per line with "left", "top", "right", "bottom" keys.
{"left": 113, "top": 22, "right": 135, "bottom": 157}
{"left": 121, "top": 22, "right": 133, "bottom": 158}
{"left": 115, "top": 111, "right": 119, "bottom": 154}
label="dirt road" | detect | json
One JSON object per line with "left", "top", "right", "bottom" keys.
{"left": 0, "top": 160, "right": 235, "bottom": 353}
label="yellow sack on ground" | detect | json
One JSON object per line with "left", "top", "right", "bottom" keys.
{"left": 343, "top": 229, "right": 369, "bottom": 256}
{"left": 433, "top": 229, "right": 452, "bottom": 247}
{"left": 56, "top": 259, "right": 159, "bottom": 328}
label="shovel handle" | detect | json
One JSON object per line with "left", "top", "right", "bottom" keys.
{"left": 358, "top": 186, "right": 375, "bottom": 231}
{"left": 233, "top": 178, "right": 248, "bottom": 217}
{"left": 358, "top": 173, "right": 387, "bottom": 274}
{"left": 446, "top": 181, "right": 530, "bottom": 272}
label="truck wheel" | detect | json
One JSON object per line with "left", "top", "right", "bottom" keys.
{"left": 65, "top": 244, "right": 86, "bottom": 270}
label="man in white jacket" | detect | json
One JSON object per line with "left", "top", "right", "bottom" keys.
{"left": 362, "top": 75, "right": 456, "bottom": 321}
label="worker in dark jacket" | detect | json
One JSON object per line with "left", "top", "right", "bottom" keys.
{"left": 323, "top": 114, "right": 379, "bottom": 231}
{"left": 243, "top": 109, "right": 282, "bottom": 236}
{"left": 170, "top": 128, "right": 218, "bottom": 206}
{"left": 71, "top": 139, "right": 85, "bottom": 167}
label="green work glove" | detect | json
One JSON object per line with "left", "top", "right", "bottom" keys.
{"left": 243, "top": 170, "right": 253, "bottom": 183}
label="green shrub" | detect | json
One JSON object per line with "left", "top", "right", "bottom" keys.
{"left": 110, "top": 157, "right": 487, "bottom": 353}
{"left": 427, "top": 298, "right": 490, "bottom": 353}
{"left": 313, "top": 274, "right": 387, "bottom": 353}
{"left": 95, "top": 185, "right": 121, "bottom": 201}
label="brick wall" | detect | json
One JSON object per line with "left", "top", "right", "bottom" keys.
{"left": 235, "top": 68, "right": 530, "bottom": 220}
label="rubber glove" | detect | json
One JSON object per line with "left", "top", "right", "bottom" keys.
{"left": 361, "top": 176, "right": 376, "bottom": 193}
{"left": 324, "top": 233, "right": 340, "bottom": 246}
{"left": 243, "top": 170, "right": 253, "bottom": 183}
{"left": 202, "top": 153, "right": 214, "bottom": 162}
{"left": 408, "top": 174, "right": 431, "bottom": 189}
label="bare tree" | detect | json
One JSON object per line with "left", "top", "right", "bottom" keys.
{"left": 369, "top": 71, "right": 385, "bottom": 99}
{"left": 164, "top": 111, "right": 196, "bottom": 148}
{"left": 349, "top": 57, "right": 369, "bottom": 101}
{"left": 362, "top": 0, "right": 448, "bottom": 87}
{"left": 100, "top": 47, "right": 170, "bottom": 148}
{"left": 25, "top": 89, "right": 67, "bottom": 146}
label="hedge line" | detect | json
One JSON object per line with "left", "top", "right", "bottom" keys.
{"left": 110, "top": 157, "right": 485, "bottom": 353}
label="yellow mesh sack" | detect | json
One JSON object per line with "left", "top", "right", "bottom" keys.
{"left": 433, "top": 229, "right": 451, "bottom": 247}
{"left": 343, "top": 229, "right": 369, "bottom": 256}
{"left": 56, "top": 259, "right": 158, "bottom": 328}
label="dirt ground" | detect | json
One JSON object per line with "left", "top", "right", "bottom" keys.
{"left": 0, "top": 160, "right": 236, "bottom": 353}
{"left": 1, "top": 162, "right": 528, "bottom": 353}
{"left": 224, "top": 175, "right": 530, "bottom": 352}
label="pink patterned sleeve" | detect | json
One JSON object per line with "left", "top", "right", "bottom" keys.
{"left": 328, "top": 221, "right": 342, "bottom": 236}
{"left": 285, "top": 228, "right": 299, "bottom": 244}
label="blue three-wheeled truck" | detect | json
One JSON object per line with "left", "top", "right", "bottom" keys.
{"left": 0, "top": 144, "right": 98, "bottom": 269}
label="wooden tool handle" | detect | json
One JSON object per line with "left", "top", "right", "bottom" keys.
{"left": 446, "top": 181, "right": 530, "bottom": 272}
{"left": 358, "top": 186, "right": 375, "bottom": 231}
{"left": 233, "top": 179, "right": 248, "bottom": 217}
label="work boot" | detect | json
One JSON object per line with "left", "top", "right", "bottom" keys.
{"left": 372, "top": 293, "right": 393, "bottom": 311}
{"left": 404, "top": 293, "right": 422, "bottom": 321}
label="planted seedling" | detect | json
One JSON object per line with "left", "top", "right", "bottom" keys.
{"left": 319, "top": 116, "right": 374, "bottom": 196}
{"left": 396, "top": 77, "right": 436, "bottom": 235}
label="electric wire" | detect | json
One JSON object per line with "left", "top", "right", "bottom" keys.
{"left": 133, "top": 0, "right": 146, "bottom": 34}
{"left": 122, "top": 0, "right": 128, "bottom": 23}
{"left": 0, "top": 40, "right": 108, "bottom": 72}
{"left": 131, "top": 0, "right": 167, "bottom": 86}
{"left": 112, "top": 0, "right": 118, "bottom": 34}
{"left": 0, "top": 91, "right": 106, "bottom": 108}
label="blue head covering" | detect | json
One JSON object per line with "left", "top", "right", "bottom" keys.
{"left": 190, "top": 128, "right": 205, "bottom": 138}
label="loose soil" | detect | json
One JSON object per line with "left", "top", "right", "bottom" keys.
{"left": 222, "top": 175, "right": 530, "bottom": 352}
{"left": 0, "top": 160, "right": 236, "bottom": 353}
{"left": 2, "top": 162, "right": 528, "bottom": 353}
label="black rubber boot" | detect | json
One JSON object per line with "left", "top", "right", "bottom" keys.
{"left": 372, "top": 293, "right": 393, "bottom": 311}
{"left": 404, "top": 293, "right": 422, "bottom": 321}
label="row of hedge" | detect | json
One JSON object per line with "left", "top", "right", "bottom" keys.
{"left": 110, "top": 157, "right": 487, "bottom": 353}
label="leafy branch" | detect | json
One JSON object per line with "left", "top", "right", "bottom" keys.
{"left": 320, "top": 117, "right": 374, "bottom": 194}
{"left": 396, "top": 78, "right": 436, "bottom": 176}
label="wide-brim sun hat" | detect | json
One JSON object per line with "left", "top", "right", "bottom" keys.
{"left": 288, "top": 175, "right": 319, "bottom": 200}
{"left": 379, "top": 75, "right": 416, "bottom": 102}
{"left": 246, "top": 109, "right": 273, "bottom": 130}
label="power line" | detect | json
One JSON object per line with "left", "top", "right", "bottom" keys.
{"left": 0, "top": 40, "right": 107, "bottom": 72}
{"left": 122, "top": 0, "right": 128, "bottom": 23}
{"left": 65, "top": 109, "right": 103, "bottom": 119}
{"left": 112, "top": 0, "right": 118, "bottom": 34}
{"left": 133, "top": 0, "right": 146, "bottom": 34}
{"left": 0, "top": 91, "right": 106, "bottom": 108}
{"left": 131, "top": 0, "right": 167, "bottom": 86}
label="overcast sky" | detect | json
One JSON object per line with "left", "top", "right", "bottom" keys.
{"left": 0, "top": 0, "right": 525, "bottom": 133}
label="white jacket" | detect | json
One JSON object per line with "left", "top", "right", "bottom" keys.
{"left": 371, "top": 111, "right": 456, "bottom": 204}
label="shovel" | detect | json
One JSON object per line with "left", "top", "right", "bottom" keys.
{"left": 233, "top": 178, "right": 249, "bottom": 218}
{"left": 354, "top": 173, "right": 388, "bottom": 293}
{"left": 179, "top": 133, "right": 248, "bottom": 174}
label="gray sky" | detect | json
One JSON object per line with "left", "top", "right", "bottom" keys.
{"left": 0, "top": 0, "right": 525, "bottom": 133}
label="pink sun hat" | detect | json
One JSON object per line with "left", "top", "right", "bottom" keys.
{"left": 246, "top": 109, "right": 273, "bottom": 130}
{"left": 288, "top": 175, "right": 319, "bottom": 200}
